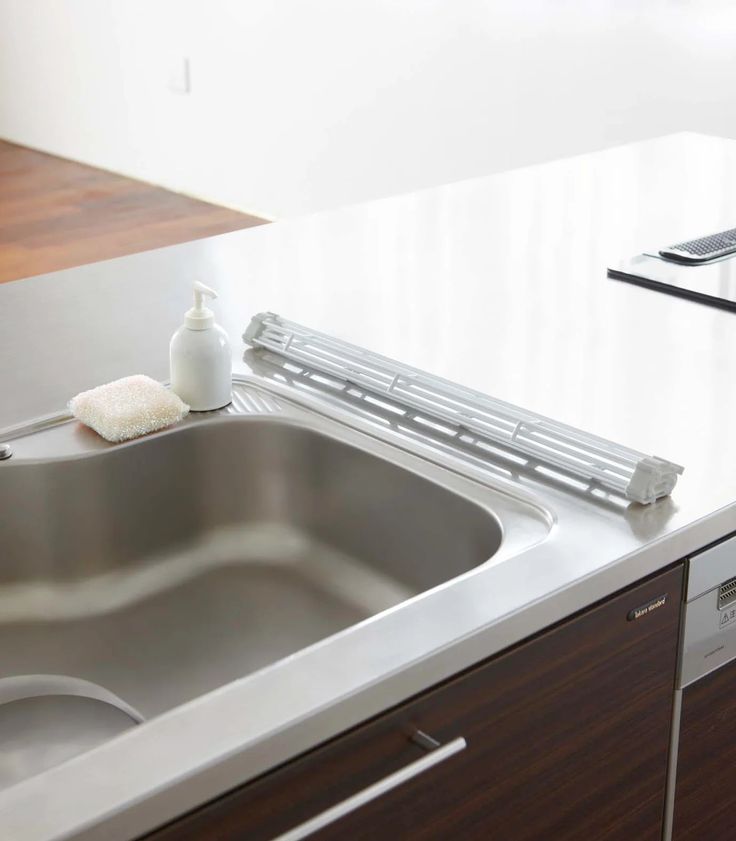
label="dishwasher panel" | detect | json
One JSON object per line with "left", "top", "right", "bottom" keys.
{"left": 664, "top": 531, "right": 736, "bottom": 841}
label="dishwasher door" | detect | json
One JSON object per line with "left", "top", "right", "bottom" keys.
{"left": 665, "top": 533, "right": 736, "bottom": 841}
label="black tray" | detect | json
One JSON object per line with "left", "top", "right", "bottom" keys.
{"left": 608, "top": 252, "right": 736, "bottom": 313}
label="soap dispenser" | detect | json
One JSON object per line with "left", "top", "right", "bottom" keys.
{"left": 170, "top": 282, "right": 232, "bottom": 411}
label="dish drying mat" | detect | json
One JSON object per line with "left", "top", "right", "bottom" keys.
{"left": 244, "top": 312, "right": 683, "bottom": 505}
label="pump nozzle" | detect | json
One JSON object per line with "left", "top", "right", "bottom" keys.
{"left": 185, "top": 282, "right": 218, "bottom": 330}
{"left": 193, "top": 281, "right": 217, "bottom": 310}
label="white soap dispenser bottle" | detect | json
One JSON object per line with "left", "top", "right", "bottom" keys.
{"left": 170, "top": 281, "right": 232, "bottom": 411}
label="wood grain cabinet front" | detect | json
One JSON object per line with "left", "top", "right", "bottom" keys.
{"left": 672, "top": 655, "right": 736, "bottom": 840}
{"left": 146, "top": 564, "right": 683, "bottom": 841}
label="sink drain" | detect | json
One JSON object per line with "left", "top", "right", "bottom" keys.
{"left": 0, "top": 674, "right": 144, "bottom": 790}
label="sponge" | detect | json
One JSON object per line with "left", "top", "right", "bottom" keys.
{"left": 70, "top": 375, "right": 189, "bottom": 443}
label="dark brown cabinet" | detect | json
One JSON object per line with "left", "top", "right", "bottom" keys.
{"left": 672, "top": 656, "right": 736, "bottom": 840}
{"left": 147, "top": 564, "right": 683, "bottom": 841}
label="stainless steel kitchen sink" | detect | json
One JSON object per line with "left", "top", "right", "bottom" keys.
{"left": 0, "top": 382, "right": 549, "bottom": 789}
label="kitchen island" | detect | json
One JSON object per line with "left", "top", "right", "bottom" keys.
{"left": 1, "top": 132, "right": 735, "bottom": 840}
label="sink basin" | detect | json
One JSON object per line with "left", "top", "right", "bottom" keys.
{"left": 0, "top": 413, "right": 506, "bottom": 738}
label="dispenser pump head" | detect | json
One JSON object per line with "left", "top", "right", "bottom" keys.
{"left": 185, "top": 281, "right": 217, "bottom": 330}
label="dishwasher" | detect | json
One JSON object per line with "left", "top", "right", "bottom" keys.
{"left": 664, "top": 531, "right": 736, "bottom": 840}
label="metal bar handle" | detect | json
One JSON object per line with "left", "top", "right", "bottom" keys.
{"left": 271, "top": 734, "right": 467, "bottom": 841}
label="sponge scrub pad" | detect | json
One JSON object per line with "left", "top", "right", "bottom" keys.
{"left": 70, "top": 375, "right": 190, "bottom": 443}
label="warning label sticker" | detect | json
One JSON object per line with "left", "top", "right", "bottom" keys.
{"left": 719, "top": 606, "right": 736, "bottom": 631}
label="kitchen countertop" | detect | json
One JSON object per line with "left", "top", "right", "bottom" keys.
{"left": 2, "top": 131, "right": 736, "bottom": 840}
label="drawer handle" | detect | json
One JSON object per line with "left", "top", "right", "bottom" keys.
{"left": 272, "top": 733, "right": 467, "bottom": 841}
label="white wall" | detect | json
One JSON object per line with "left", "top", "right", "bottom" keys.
{"left": 1, "top": 0, "right": 736, "bottom": 219}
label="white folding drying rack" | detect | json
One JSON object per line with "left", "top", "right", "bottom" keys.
{"left": 244, "top": 313, "right": 683, "bottom": 505}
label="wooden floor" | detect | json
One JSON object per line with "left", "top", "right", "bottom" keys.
{"left": 0, "top": 141, "right": 266, "bottom": 284}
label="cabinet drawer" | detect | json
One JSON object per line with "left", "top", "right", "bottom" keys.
{"left": 147, "top": 564, "right": 683, "bottom": 841}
